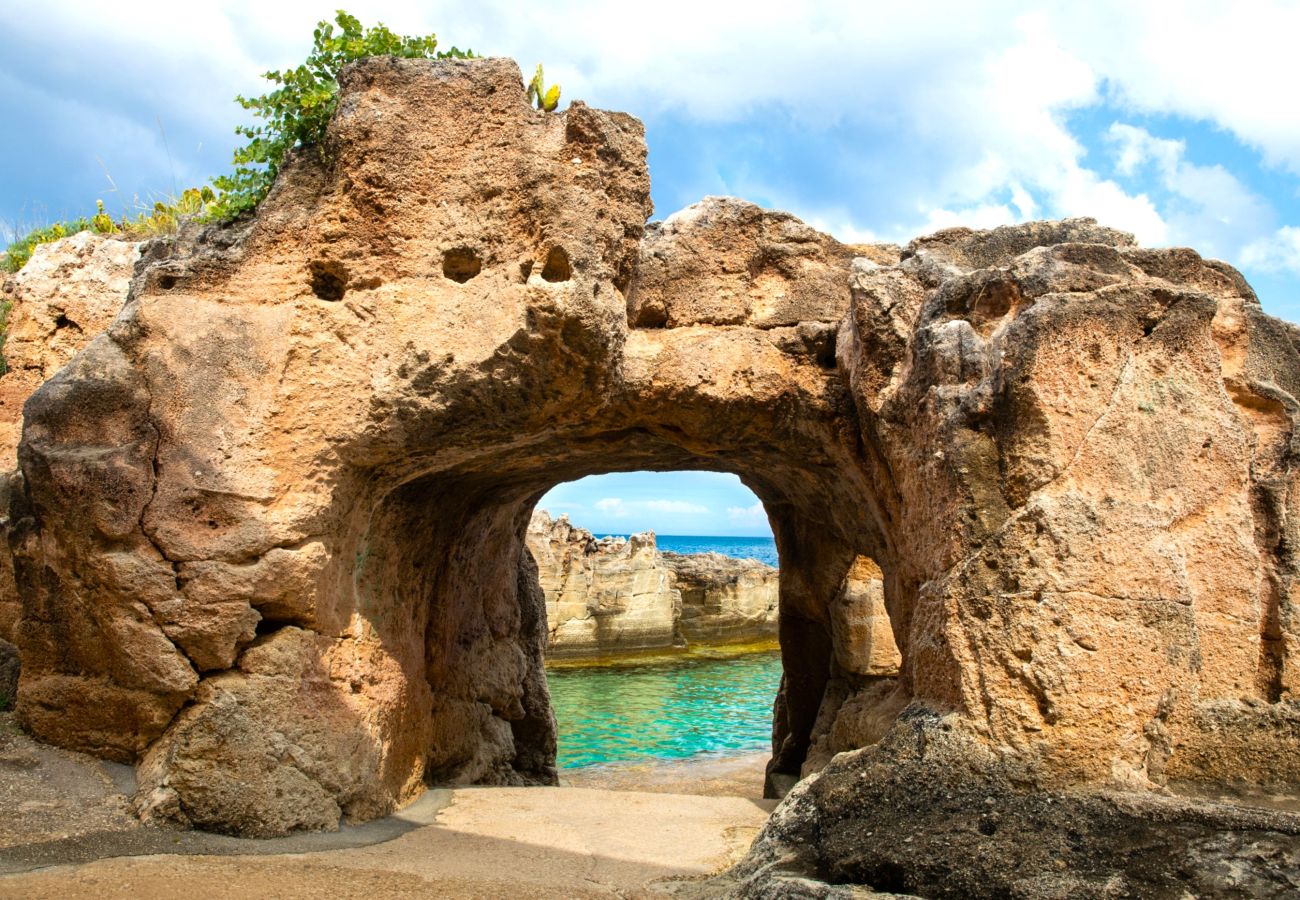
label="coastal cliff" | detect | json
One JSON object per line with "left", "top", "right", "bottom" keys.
{"left": 525, "top": 510, "right": 777, "bottom": 658}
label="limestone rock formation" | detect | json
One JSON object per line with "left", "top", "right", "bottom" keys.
{"left": 527, "top": 510, "right": 681, "bottom": 656}
{"left": 0, "top": 232, "right": 140, "bottom": 644}
{"left": 5, "top": 54, "right": 1300, "bottom": 873}
{"left": 663, "top": 552, "right": 779, "bottom": 646}
{"left": 525, "top": 510, "right": 779, "bottom": 657}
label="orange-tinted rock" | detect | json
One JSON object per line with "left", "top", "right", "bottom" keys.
{"left": 5, "top": 57, "right": 1299, "bottom": 841}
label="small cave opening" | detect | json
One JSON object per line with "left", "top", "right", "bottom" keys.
{"left": 442, "top": 248, "right": 483, "bottom": 283}
{"left": 541, "top": 246, "right": 572, "bottom": 283}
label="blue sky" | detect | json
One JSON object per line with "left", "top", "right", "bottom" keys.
{"left": 4, "top": 1, "right": 1300, "bottom": 535}
{"left": 540, "top": 472, "right": 770, "bottom": 538}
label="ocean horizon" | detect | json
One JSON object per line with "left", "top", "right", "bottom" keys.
{"left": 595, "top": 533, "right": 778, "bottom": 567}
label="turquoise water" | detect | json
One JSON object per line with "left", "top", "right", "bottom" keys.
{"left": 547, "top": 650, "right": 783, "bottom": 769}
{"left": 597, "top": 534, "right": 779, "bottom": 567}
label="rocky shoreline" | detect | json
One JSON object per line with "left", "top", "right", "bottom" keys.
{"left": 527, "top": 510, "right": 779, "bottom": 660}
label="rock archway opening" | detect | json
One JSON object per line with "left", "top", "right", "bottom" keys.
{"left": 525, "top": 470, "right": 784, "bottom": 779}
{"left": 344, "top": 442, "right": 909, "bottom": 805}
{"left": 24, "top": 61, "right": 1291, "bottom": 845}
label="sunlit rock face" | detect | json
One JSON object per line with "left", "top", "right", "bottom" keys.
{"left": 0, "top": 232, "right": 141, "bottom": 645}
{"left": 5, "top": 55, "right": 1300, "bottom": 849}
{"left": 527, "top": 510, "right": 680, "bottom": 656}
{"left": 524, "top": 509, "right": 778, "bottom": 657}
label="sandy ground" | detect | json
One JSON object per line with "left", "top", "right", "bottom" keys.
{"left": 0, "top": 712, "right": 776, "bottom": 898}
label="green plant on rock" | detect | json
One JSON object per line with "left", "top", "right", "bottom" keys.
{"left": 210, "top": 10, "right": 475, "bottom": 220}
{"left": 527, "top": 63, "right": 561, "bottom": 112}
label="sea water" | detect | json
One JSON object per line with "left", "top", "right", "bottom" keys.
{"left": 598, "top": 533, "right": 779, "bottom": 567}
{"left": 547, "top": 650, "right": 783, "bottom": 769}
{"left": 549, "top": 533, "right": 782, "bottom": 769}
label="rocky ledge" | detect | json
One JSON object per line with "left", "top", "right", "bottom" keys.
{"left": 526, "top": 510, "right": 778, "bottom": 658}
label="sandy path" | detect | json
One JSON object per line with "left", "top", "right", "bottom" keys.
{"left": 1, "top": 714, "right": 776, "bottom": 898}
{"left": 1, "top": 786, "right": 769, "bottom": 898}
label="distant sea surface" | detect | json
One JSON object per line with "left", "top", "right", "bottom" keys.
{"left": 597, "top": 534, "right": 778, "bottom": 567}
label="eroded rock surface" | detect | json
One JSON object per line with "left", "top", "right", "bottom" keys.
{"left": 528, "top": 510, "right": 681, "bottom": 656}
{"left": 526, "top": 510, "right": 778, "bottom": 657}
{"left": 0, "top": 232, "right": 140, "bottom": 644}
{"left": 664, "top": 552, "right": 779, "bottom": 646}
{"left": 5, "top": 55, "right": 1299, "bottom": 870}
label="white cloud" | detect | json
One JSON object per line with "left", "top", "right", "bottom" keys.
{"left": 727, "top": 501, "right": 767, "bottom": 527}
{"left": 1104, "top": 123, "right": 1273, "bottom": 258}
{"left": 1242, "top": 227, "right": 1300, "bottom": 276}
{"left": 594, "top": 497, "right": 707, "bottom": 517}
{"left": 644, "top": 500, "right": 708, "bottom": 514}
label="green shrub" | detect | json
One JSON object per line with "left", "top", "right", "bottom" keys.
{"left": 209, "top": 10, "right": 476, "bottom": 220}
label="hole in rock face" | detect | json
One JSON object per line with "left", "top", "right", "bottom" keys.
{"left": 158, "top": 274, "right": 178, "bottom": 290}
{"left": 541, "top": 247, "right": 572, "bottom": 283}
{"left": 443, "top": 248, "right": 482, "bottom": 283}
{"left": 309, "top": 260, "right": 349, "bottom": 301}
{"left": 531, "top": 471, "right": 784, "bottom": 784}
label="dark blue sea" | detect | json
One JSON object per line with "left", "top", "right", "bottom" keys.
{"left": 596, "top": 534, "right": 778, "bottom": 567}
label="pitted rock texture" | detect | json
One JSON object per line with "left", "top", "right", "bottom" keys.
{"left": 525, "top": 510, "right": 778, "bottom": 657}
{"left": 528, "top": 510, "right": 681, "bottom": 656}
{"left": 7, "top": 56, "right": 1300, "bottom": 844}
{"left": 0, "top": 232, "right": 140, "bottom": 644}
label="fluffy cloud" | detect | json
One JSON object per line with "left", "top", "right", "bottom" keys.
{"left": 727, "top": 501, "right": 767, "bottom": 527}
{"left": 594, "top": 497, "right": 708, "bottom": 517}
{"left": 1242, "top": 227, "right": 1300, "bottom": 276}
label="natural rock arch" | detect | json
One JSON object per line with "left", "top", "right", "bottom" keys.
{"left": 8, "top": 57, "right": 1300, "bottom": 837}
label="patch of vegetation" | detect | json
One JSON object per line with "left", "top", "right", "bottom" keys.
{"left": 527, "top": 64, "right": 562, "bottom": 112}
{"left": 1, "top": 189, "right": 218, "bottom": 275}
{"left": 210, "top": 10, "right": 477, "bottom": 220}
{"left": 4, "top": 9, "right": 565, "bottom": 274}
{"left": 0, "top": 690, "right": 10, "bottom": 713}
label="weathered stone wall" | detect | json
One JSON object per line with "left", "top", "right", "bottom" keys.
{"left": 527, "top": 510, "right": 680, "bottom": 656}
{"left": 525, "top": 510, "right": 778, "bottom": 657}
{"left": 662, "top": 552, "right": 779, "bottom": 646}
{"left": 0, "top": 232, "right": 140, "bottom": 645}
{"left": 4, "top": 56, "right": 1299, "bottom": 846}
